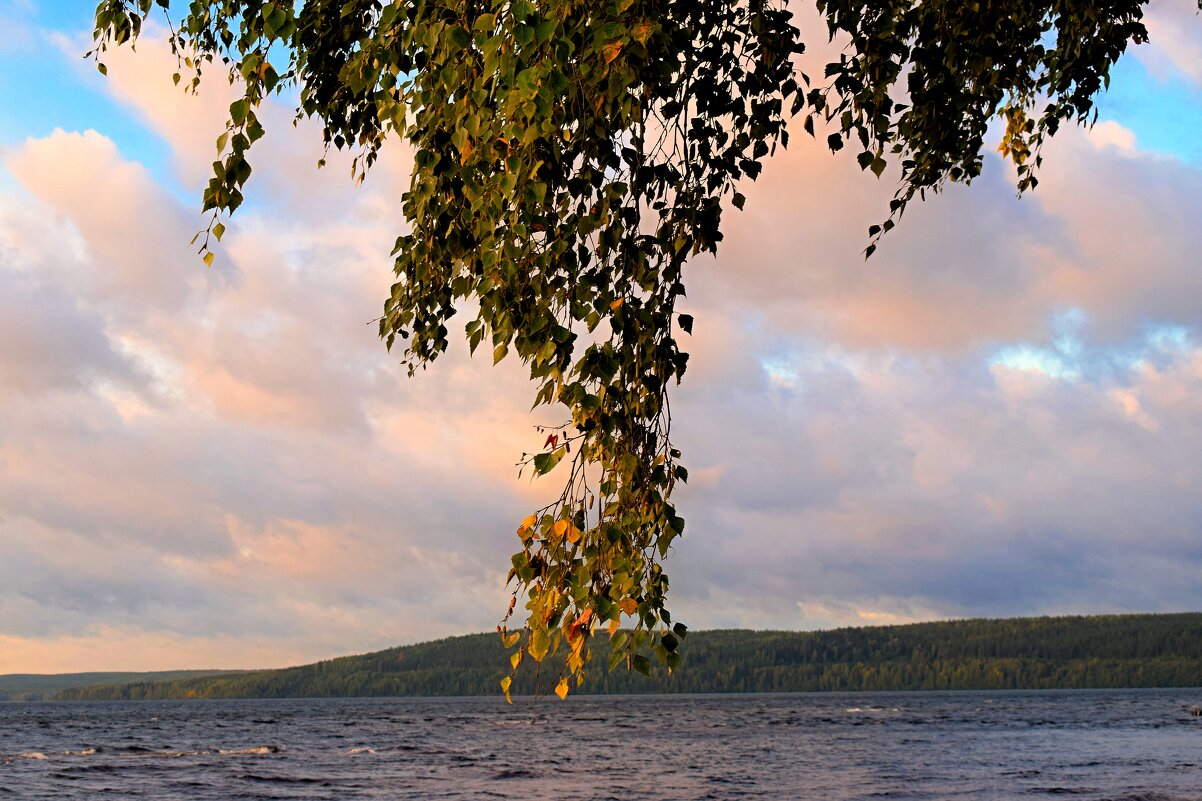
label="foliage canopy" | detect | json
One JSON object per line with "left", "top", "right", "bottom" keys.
{"left": 92, "top": 0, "right": 1181, "bottom": 697}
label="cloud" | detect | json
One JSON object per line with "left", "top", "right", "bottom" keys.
{"left": 1142, "top": 4, "right": 1202, "bottom": 87}
{"left": 0, "top": 265, "right": 135, "bottom": 394}
{"left": 658, "top": 104, "right": 1202, "bottom": 630}
{"left": 49, "top": 26, "right": 240, "bottom": 191}
{"left": 3, "top": 21, "right": 1202, "bottom": 673}
{"left": 0, "top": 118, "right": 529, "bottom": 671}
{"left": 665, "top": 327, "right": 1202, "bottom": 628}
{"left": 692, "top": 119, "right": 1202, "bottom": 353}
{"left": 0, "top": 628, "right": 343, "bottom": 674}
{"left": 1088, "top": 120, "right": 1140, "bottom": 155}
{"left": 5, "top": 128, "right": 226, "bottom": 318}
{"left": 61, "top": 25, "right": 416, "bottom": 217}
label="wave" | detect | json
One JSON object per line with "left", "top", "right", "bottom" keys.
{"left": 235, "top": 772, "right": 323, "bottom": 784}
{"left": 347, "top": 747, "right": 377, "bottom": 754}
{"left": 1030, "top": 788, "right": 1098, "bottom": 796}
{"left": 3, "top": 750, "right": 96, "bottom": 763}
{"left": 217, "top": 745, "right": 282, "bottom": 755}
{"left": 51, "top": 764, "right": 120, "bottom": 774}
{"left": 27, "top": 745, "right": 283, "bottom": 760}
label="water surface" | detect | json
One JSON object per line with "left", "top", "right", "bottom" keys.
{"left": 2, "top": 690, "right": 1200, "bottom": 800}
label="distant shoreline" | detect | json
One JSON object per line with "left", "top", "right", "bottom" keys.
{"left": 12, "top": 612, "right": 1201, "bottom": 702}
{"left": 10, "top": 685, "right": 1202, "bottom": 704}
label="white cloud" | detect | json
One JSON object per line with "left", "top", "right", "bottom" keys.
{"left": 1142, "top": 4, "right": 1202, "bottom": 87}
{"left": 1088, "top": 120, "right": 1140, "bottom": 154}
{"left": 3, "top": 21, "right": 1202, "bottom": 673}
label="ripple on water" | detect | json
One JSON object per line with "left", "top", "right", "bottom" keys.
{"left": 216, "top": 745, "right": 282, "bottom": 755}
{"left": 2, "top": 692, "right": 1201, "bottom": 801}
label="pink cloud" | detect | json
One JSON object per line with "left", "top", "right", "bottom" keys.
{"left": 3, "top": 22, "right": 1202, "bottom": 672}
{"left": 6, "top": 128, "right": 219, "bottom": 316}
{"left": 1141, "top": 4, "right": 1202, "bottom": 87}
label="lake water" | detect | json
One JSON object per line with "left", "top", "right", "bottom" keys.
{"left": 2, "top": 690, "right": 1200, "bottom": 800}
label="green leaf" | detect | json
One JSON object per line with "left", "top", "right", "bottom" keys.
{"left": 532, "top": 447, "right": 566, "bottom": 476}
{"left": 230, "top": 99, "right": 249, "bottom": 125}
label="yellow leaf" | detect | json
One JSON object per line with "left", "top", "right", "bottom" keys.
{"left": 619, "top": 598, "right": 639, "bottom": 616}
{"left": 554, "top": 678, "right": 569, "bottom": 700}
{"left": 610, "top": 298, "right": 624, "bottom": 311}
{"left": 608, "top": 619, "right": 620, "bottom": 636}
{"left": 529, "top": 628, "right": 550, "bottom": 662}
{"left": 601, "top": 40, "right": 623, "bottom": 64}
{"left": 202, "top": 251, "right": 215, "bottom": 267}
{"left": 500, "top": 676, "right": 513, "bottom": 704}
{"left": 552, "top": 519, "right": 569, "bottom": 540}
{"left": 510, "top": 649, "right": 522, "bottom": 670}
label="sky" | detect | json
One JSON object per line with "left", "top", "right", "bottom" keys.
{"left": 1, "top": 2, "right": 1202, "bottom": 674}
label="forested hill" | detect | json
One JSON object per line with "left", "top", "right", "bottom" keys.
{"left": 0, "top": 671, "right": 244, "bottom": 702}
{"left": 55, "top": 613, "right": 1202, "bottom": 701}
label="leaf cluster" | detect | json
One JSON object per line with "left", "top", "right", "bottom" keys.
{"left": 806, "top": 0, "right": 1155, "bottom": 255}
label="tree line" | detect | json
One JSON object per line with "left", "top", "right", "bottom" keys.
{"left": 54, "top": 613, "right": 1202, "bottom": 700}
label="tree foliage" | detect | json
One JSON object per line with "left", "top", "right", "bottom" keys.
{"left": 91, "top": 0, "right": 1180, "bottom": 697}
